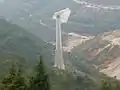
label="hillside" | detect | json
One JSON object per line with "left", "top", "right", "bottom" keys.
{"left": 71, "top": 30, "right": 120, "bottom": 79}
{"left": 0, "top": 19, "right": 99, "bottom": 90}
{"left": 0, "top": 19, "right": 54, "bottom": 74}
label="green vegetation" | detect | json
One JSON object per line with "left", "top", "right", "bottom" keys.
{"left": 29, "top": 56, "right": 50, "bottom": 90}
{"left": 98, "top": 78, "right": 120, "bottom": 90}
{"left": 1, "top": 56, "right": 120, "bottom": 90}
{"left": 0, "top": 56, "right": 50, "bottom": 90}
{"left": 0, "top": 19, "right": 53, "bottom": 76}
{"left": 1, "top": 64, "right": 27, "bottom": 90}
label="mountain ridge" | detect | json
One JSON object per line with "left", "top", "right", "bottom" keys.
{"left": 1, "top": 0, "right": 120, "bottom": 42}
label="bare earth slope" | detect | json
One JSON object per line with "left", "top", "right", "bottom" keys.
{"left": 67, "top": 30, "right": 120, "bottom": 79}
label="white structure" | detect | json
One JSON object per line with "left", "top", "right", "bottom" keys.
{"left": 53, "top": 8, "right": 71, "bottom": 70}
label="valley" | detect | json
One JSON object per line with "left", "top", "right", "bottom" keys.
{"left": 1, "top": 0, "right": 120, "bottom": 90}
{"left": 1, "top": 0, "right": 120, "bottom": 42}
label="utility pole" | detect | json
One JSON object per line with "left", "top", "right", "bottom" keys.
{"left": 53, "top": 8, "right": 71, "bottom": 70}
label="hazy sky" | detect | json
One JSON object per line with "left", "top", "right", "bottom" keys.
{"left": 0, "top": 0, "right": 4, "bottom": 2}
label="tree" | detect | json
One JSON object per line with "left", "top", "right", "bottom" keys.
{"left": 98, "top": 79, "right": 120, "bottom": 90}
{"left": 29, "top": 56, "right": 50, "bottom": 90}
{"left": 99, "top": 80, "right": 111, "bottom": 90}
{"left": 14, "top": 68, "right": 27, "bottom": 90}
{"left": 1, "top": 63, "right": 27, "bottom": 90}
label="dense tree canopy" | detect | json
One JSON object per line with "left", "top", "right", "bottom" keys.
{"left": 29, "top": 56, "right": 50, "bottom": 90}
{"left": 1, "top": 64, "right": 27, "bottom": 90}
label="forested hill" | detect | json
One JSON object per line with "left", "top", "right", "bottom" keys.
{"left": 0, "top": 19, "right": 98, "bottom": 90}
{"left": 0, "top": 19, "right": 54, "bottom": 73}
